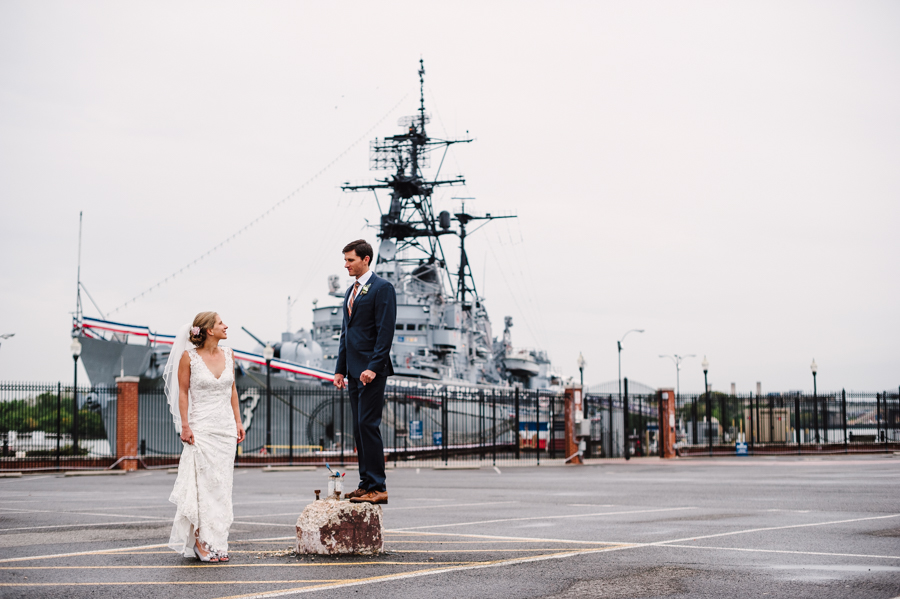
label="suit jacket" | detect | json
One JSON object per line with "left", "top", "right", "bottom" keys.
{"left": 335, "top": 272, "right": 397, "bottom": 379}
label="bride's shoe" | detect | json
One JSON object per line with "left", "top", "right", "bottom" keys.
{"left": 193, "top": 541, "right": 219, "bottom": 563}
{"left": 215, "top": 551, "right": 229, "bottom": 563}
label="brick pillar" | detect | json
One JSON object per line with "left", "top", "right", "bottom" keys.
{"left": 657, "top": 388, "right": 676, "bottom": 458}
{"left": 115, "top": 376, "right": 140, "bottom": 471}
{"left": 564, "top": 386, "right": 583, "bottom": 465}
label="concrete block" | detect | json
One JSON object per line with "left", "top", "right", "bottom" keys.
{"left": 296, "top": 499, "right": 383, "bottom": 555}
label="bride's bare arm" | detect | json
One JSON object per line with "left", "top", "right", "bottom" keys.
{"left": 178, "top": 353, "right": 194, "bottom": 444}
{"left": 231, "top": 355, "right": 245, "bottom": 443}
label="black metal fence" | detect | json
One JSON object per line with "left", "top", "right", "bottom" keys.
{"left": 0, "top": 382, "right": 117, "bottom": 471}
{"left": 672, "top": 390, "right": 900, "bottom": 455}
{"left": 3, "top": 381, "right": 898, "bottom": 471}
{"left": 134, "top": 384, "right": 567, "bottom": 468}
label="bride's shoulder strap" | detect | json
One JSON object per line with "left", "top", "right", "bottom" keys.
{"left": 185, "top": 346, "right": 200, "bottom": 365}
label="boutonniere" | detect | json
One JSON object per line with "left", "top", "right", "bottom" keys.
{"left": 360, "top": 284, "right": 371, "bottom": 295}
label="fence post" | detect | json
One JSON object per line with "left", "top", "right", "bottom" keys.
{"left": 288, "top": 388, "right": 294, "bottom": 465}
{"left": 441, "top": 389, "right": 448, "bottom": 466}
{"left": 747, "top": 393, "right": 753, "bottom": 453}
{"left": 795, "top": 394, "right": 801, "bottom": 453}
{"left": 340, "top": 388, "right": 345, "bottom": 464}
{"left": 707, "top": 387, "right": 712, "bottom": 457}
{"left": 479, "top": 390, "right": 485, "bottom": 461}
{"left": 392, "top": 394, "right": 398, "bottom": 466}
{"left": 813, "top": 390, "right": 820, "bottom": 445}
{"left": 755, "top": 392, "right": 761, "bottom": 448}
{"left": 842, "top": 389, "right": 847, "bottom": 452}
{"left": 492, "top": 391, "right": 496, "bottom": 466}
{"left": 56, "top": 382, "right": 61, "bottom": 470}
{"left": 624, "top": 378, "right": 630, "bottom": 461}
{"left": 691, "top": 394, "right": 698, "bottom": 446}
{"left": 608, "top": 394, "right": 614, "bottom": 458}
{"left": 535, "top": 393, "right": 541, "bottom": 466}
{"left": 563, "top": 385, "right": 583, "bottom": 465}
{"left": 514, "top": 387, "right": 520, "bottom": 461}
{"left": 549, "top": 396, "right": 555, "bottom": 460}
{"left": 115, "top": 376, "right": 140, "bottom": 471}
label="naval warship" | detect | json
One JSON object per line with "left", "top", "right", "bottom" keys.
{"left": 74, "top": 61, "right": 561, "bottom": 395}
{"left": 72, "top": 62, "right": 563, "bottom": 455}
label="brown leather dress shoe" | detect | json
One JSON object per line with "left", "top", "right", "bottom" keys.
{"left": 349, "top": 490, "right": 388, "bottom": 505}
{"left": 344, "top": 488, "right": 368, "bottom": 499}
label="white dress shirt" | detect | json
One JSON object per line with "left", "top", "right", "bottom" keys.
{"left": 346, "top": 269, "right": 374, "bottom": 308}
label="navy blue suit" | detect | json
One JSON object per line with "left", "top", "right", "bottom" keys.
{"left": 335, "top": 272, "right": 396, "bottom": 492}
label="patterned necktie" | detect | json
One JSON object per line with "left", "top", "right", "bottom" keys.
{"left": 348, "top": 281, "right": 360, "bottom": 318}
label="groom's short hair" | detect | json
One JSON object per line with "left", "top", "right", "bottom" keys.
{"left": 342, "top": 239, "right": 373, "bottom": 264}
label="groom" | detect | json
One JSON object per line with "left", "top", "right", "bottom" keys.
{"left": 333, "top": 239, "right": 396, "bottom": 505}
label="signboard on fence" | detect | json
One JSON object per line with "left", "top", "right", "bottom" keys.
{"left": 409, "top": 420, "right": 423, "bottom": 440}
{"left": 432, "top": 431, "right": 442, "bottom": 446}
{"left": 518, "top": 422, "right": 549, "bottom": 449}
{"left": 735, "top": 442, "right": 748, "bottom": 456}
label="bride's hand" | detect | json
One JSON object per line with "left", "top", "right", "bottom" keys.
{"left": 236, "top": 422, "right": 246, "bottom": 444}
{"left": 180, "top": 425, "right": 194, "bottom": 445}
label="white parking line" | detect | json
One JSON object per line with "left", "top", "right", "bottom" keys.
{"left": 651, "top": 513, "right": 900, "bottom": 545}
{"left": 661, "top": 544, "right": 900, "bottom": 560}
{"left": 391, "top": 506, "right": 697, "bottom": 531}
{"left": 0, "top": 519, "right": 171, "bottom": 533}
{"left": 387, "top": 530, "right": 634, "bottom": 545}
{"left": 0, "top": 535, "right": 295, "bottom": 563}
{"left": 0, "top": 507, "right": 169, "bottom": 521}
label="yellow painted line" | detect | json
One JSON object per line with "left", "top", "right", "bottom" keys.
{"left": 0, "top": 580, "right": 339, "bottom": 587}
{"left": 0, "top": 561, "right": 481, "bottom": 570}
{"left": 391, "top": 548, "right": 616, "bottom": 553}
{"left": 214, "top": 548, "right": 631, "bottom": 599}
{"left": 385, "top": 539, "right": 611, "bottom": 544}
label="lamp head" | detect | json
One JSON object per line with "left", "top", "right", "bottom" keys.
{"left": 810, "top": 358, "right": 817, "bottom": 374}
{"left": 70, "top": 337, "right": 82, "bottom": 359}
{"left": 701, "top": 356, "right": 709, "bottom": 373}
{"left": 576, "top": 352, "right": 585, "bottom": 370}
{"left": 263, "top": 345, "right": 275, "bottom": 361}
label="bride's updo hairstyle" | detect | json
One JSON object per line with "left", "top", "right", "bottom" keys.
{"left": 190, "top": 311, "right": 218, "bottom": 347}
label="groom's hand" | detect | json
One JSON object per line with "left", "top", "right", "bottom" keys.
{"left": 333, "top": 373, "right": 347, "bottom": 389}
{"left": 360, "top": 370, "right": 376, "bottom": 385}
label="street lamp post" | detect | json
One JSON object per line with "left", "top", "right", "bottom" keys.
{"left": 702, "top": 356, "right": 711, "bottom": 457}
{"left": 70, "top": 337, "right": 82, "bottom": 454}
{"left": 263, "top": 345, "right": 275, "bottom": 455}
{"left": 811, "top": 359, "right": 819, "bottom": 444}
{"left": 659, "top": 354, "right": 695, "bottom": 400}
{"left": 577, "top": 352, "right": 585, "bottom": 388}
{"left": 617, "top": 329, "right": 643, "bottom": 459}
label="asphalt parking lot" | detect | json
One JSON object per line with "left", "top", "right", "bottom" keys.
{"left": 0, "top": 455, "right": 898, "bottom": 598}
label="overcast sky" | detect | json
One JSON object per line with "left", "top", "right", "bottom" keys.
{"left": 1, "top": 1, "right": 898, "bottom": 394}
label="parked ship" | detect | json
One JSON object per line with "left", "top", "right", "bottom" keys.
{"left": 72, "top": 62, "right": 563, "bottom": 454}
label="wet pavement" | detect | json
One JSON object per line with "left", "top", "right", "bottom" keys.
{"left": 0, "top": 455, "right": 898, "bottom": 598}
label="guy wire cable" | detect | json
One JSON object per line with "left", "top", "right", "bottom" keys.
{"left": 109, "top": 93, "right": 409, "bottom": 316}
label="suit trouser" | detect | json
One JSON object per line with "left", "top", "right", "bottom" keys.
{"left": 347, "top": 374, "right": 388, "bottom": 492}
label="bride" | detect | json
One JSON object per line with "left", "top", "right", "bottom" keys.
{"left": 165, "top": 311, "right": 246, "bottom": 563}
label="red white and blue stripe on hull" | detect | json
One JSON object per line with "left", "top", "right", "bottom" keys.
{"left": 76, "top": 316, "right": 334, "bottom": 382}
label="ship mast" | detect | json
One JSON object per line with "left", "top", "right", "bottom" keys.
{"left": 341, "top": 60, "right": 512, "bottom": 305}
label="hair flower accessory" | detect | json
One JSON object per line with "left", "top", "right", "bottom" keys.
{"left": 190, "top": 326, "right": 201, "bottom": 336}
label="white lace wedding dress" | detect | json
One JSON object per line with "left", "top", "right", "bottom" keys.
{"left": 168, "top": 347, "right": 237, "bottom": 557}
